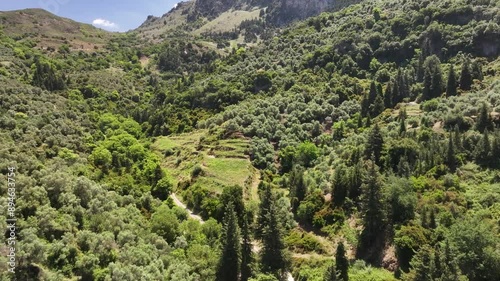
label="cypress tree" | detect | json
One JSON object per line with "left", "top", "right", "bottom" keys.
{"left": 152, "top": 164, "right": 165, "bottom": 186}
{"left": 356, "top": 114, "right": 363, "bottom": 129}
{"left": 348, "top": 161, "right": 363, "bottom": 201}
{"left": 384, "top": 82, "right": 394, "bottom": 108}
{"left": 417, "top": 52, "right": 425, "bottom": 82}
{"left": 392, "top": 77, "right": 401, "bottom": 106}
{"left": 361, "top": 94, "right": 370, "bottom": 118}
{"left": 220, "top": 185, "right": 245, "bottom": 226}
{"left": 423, "top": 61, "right": 433, "bottom": 101}
{"left": 241, "top": 213, "right": 253, "bottom": 281}
{"left": 399, "top": 117, "right": 407, "bottom": 136}
{"left": 422, "top": 39, "right": 432, "bottom": 58}
{"left": 421, "top": 207, "right": 428, "bottom": 228}
{"left": 411, "top": 245, "right": 433, "bottom": 281}
{"left": 453, "top": 125, "right": 462, "bottom": 150}
{"left": 216, "top": 203, "right": 241, "bottom": 281}
{"left": 290, "top": 166, "right": 306, "bottom": 213}
{"left": 333, "top": 122, "right": 346, "bottom": 141}
{"left": 348, "top": 147, "right": 362, "bottom": 166}
{"left": 430, "top": 57, "right": 444, "bottom": 99}
{"left": 446, "top": 135, "right": 457, "bottom": 171}
{"left": 422, "top": 55, "right": 443, "bottom": 101}
{"left": 440, "top": 240, "right": 466, "bottom": 281}
{"left": 476, "top": 103, "right": 493, "bottom": 133}
{"left": 446, "top": 64, "right": 457, "bottom": 96}
{"left": 365, "top": 124, "right": 384, "bottom": 167}
{"left": 256, "top": 182, "right": 273, "bottom": 239}
{"left": 395, "top": 69, "right": 409, "bottom": 103}
{"left": 475, "top": 129, "right": 491, "bottom": 166}
{"left": 368, "top": 81, "right": 378, "bottom": 104}
{"left": 429, "top": 208, "right": 437, "bottom": 229}
{"left": 335, "top": 242, "right": 349, "bottom": 281}
{"left": 397, "top": 155, "right": 411, "bottom": 177}
{"left": 402, "top": 70, "right": 410, "bottom": 101}
{"left": 357, "top": 160, "right": 386, "bottom": 265}
{"left": 471, "top": 60, "right": 483, "bottom": 81}
{"left": 372, "top": 94, "right": 385, "bottom": 117}
{"left": 432, "top": 246, "right": 442, "bottom": 280}
{"left": 459, "top": 58, "right": 472, "bottom": 90}
{"left": 332, "top": 165, "right": 349, "bottom": 208}
{"left": 261, "top": 199, "right": 289, "bottom": 278}
{"left": 377, "top": 83, "right": 384, "bottom": 100}
{"left": 365, "top": 114, "right": 372, "bottom": 127}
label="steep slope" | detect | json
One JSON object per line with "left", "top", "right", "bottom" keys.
{"left": 135, "top": 1, "right": 194, "bottom": 41}
{"left": 0, "top": 8, "right": 111, "bottom": 51}
{"left": 135, "top": 0, "right": 361, "bottom": 43}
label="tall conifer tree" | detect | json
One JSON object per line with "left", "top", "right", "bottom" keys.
{"left": 422, "top": 55, "right": 443, "bottom": 100}
{"left": 446, "top": 135, "right": 456, "bottom": 171}
{"left": 256, "top": 182, "right": 273, "bottom": 239}
{"left": 446, "top": 64, "right": 457, "bottom": 96}
{"left": 261, "top": 199, "right": 289, "bottom": 278}
{"left": 216, "top": 203, "right": 241, "bottom": 281}
{"left": 365, "top": 124, "right": 384, "bottom": 166}
{"left": 290, "top": 165, "right": 306, "bottom": 213}
{"left": 332, "top": 165, "right": 349, "bottom": 208}
{"left": 476, "top": 103, "right": 493, "bottom": 133}
{"left": 241, "top": 213, "right": 253, "bottom": 281}
{"left": 336, "top": 242, "right": 349, "bottom": 281}
{"left": 357, "top": 160, "right": 386, "bottom": 264}
{"left": 460, "top": 58, "right": 472, "bottom": 90}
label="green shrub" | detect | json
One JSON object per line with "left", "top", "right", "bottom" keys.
{"left": 285, "top": 229, "right": 324, "bottom": 253}
{"left": 191, "top": 165, "right": 203, "bottom": 178}
{"left": 422, "top": 99, "right": 439, "bottom": 112}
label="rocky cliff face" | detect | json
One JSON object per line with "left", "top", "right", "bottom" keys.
{"left": 265, "top": 0, "right": 334, "bottom": 26}
{"left": 193, "top": 0, "right": 245, "bottom": 19}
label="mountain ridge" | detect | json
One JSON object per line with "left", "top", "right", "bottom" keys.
{"left": 134, "top": 0, "right": 361, "bottom": 43}
{"left": 0, "top": 8, "right": 111, "bottom": 51}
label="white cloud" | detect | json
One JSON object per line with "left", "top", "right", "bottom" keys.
{"left": 92, "top": 18, "right": 119, "bottom": 30}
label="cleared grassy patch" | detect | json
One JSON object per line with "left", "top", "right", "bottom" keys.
{"left": 405, "top": 103, "right": 422, "bottom": 116}
{"left": 153, "top": 137, "right": 180, "bottom": 151}
{"left": 204, "top": 157, "right": 252, "bottom": 187}
{"left": 153, "top": 130, "right": 258, "bottom": 201}
{"left": 194, "top": 8, "right": 262, "bottom": 35}
{"left": 392, "top": 103, "right": 421, "bottom": 118}
{"left": 209, "top": 138, "right": 249, "bottom": 158}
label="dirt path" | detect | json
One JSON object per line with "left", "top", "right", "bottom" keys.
{"left": 292, "top": 252, "right": 334, "bottom": 259}
{"left": 249, "top": 168, "right": 261, "bottom": 202}
{"left": 171, "top": 193, "right": 294, "bottom": 279}
{"left": 170, "top": 193, "right": 205, "bottom": 224}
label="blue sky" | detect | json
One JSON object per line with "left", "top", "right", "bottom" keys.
{"left": 0, "top": 0, "right": 182, "bottom": 32}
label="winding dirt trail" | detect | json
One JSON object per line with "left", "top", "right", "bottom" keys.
{"left": 170, "top": 193, "right": 295, "bottom": 280}
{"left": 170, "top": 193, "right": 205, "bottom": 224}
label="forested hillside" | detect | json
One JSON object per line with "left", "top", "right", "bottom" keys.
{"left": 0, "top": 0, "right": 499, "bottom": 280}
